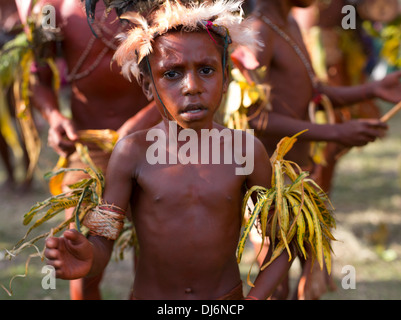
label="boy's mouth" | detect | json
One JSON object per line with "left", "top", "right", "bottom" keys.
{"left": 180, "top": 104, "right": 208, "bottom": 121}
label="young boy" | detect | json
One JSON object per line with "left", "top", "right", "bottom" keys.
{"left": 44, "top": 0, "right": 292, "bottom": 300}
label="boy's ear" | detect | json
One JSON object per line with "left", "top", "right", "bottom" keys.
{"left": 139, "top": 72, "right": 154, "bottom": 101}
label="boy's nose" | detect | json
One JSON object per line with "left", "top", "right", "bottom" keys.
{"left": 182, "top": 72, "right": 203, "bottom": 95}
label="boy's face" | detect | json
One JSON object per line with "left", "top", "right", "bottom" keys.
{"left": 143, "top": 31, "right": 228, "bottom": 130}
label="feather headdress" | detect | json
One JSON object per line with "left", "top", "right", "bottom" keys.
{"left": 112, "top": 0, "right": 262, "bottom": 82}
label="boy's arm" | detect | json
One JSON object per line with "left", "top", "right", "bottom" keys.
{"left": 243, "top": 136, "right": 292, "bottom": 299}
{"left": 265, "top": 112, "right": 387, "bottom": 148}
{"left": 45, "top": 136, "right": 137, "bottom": 279}
{"left": 86, "top": 136, "right": 137, "bottom": 276}
{"left": 247, "top": 247, "right": 292, "bottom": 300}
{"left": 320, "top": 70, "right": 401, "bottom": 107}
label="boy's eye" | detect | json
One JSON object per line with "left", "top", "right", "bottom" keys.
{"left": 163, "top": 70, "right": 180, "bottom": 79}
{"left": 200, "top": 67, "right": 214, "bottom": 75}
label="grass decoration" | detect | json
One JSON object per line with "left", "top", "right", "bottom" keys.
{"left": 237, "top": 130, "right": 336, "bottom": 287}
{"left": 1, "top": 143, "right": 105, "bottom": 295}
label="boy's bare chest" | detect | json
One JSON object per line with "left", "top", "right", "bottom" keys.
{"left": 133, "top": 162, "right": 244, "bottom": 255}
{"left": 137, "top": 162, "right": 245, "bottom": 205}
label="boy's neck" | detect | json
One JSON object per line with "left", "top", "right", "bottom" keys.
{"left": 256, "top": 0, "right": 293, "bottom": 25}
{"left": 161, "top": 118, "right": 215, "bottom": 135}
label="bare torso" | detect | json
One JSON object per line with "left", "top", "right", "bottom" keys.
{"left": 122, "top": 126, "right": 247, "bottom": 299}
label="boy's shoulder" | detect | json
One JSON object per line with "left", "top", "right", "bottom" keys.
{"left": 106, "top": 128, "right": 156, "bottom": 178}
{"left": 113, "top": 127, "right": 158, "bottom": 159}
{"left": 117, "top": 126, "right": 158, "bottom": 146}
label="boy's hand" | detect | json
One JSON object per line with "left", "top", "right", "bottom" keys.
{"left": 45, "top": 229, "right": 93, "bottom": 280}
{"left": 374, "top": 70, "right": 401, "bottom": 103}
{"left": 335, "top": 119, "right": 388, "bottom": 147}
{"left": 47, "top": 111, "right": 78, "bottom": 158}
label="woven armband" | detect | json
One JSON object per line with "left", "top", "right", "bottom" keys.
{"left": 83, "top": 203, "right": 126, "bottom": 240}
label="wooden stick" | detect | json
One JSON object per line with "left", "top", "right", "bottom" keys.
{"left": 380, "top": 101, "right": 401, "bottom": 123}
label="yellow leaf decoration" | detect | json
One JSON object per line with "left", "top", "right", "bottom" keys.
{"left": 237, "top": 130, "right": 336, "bottom": 287}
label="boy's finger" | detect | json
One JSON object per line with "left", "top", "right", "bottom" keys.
{"left": 45, "top": 237, "right": 59, "bottom": 249}
{"left": 44, "top": 247, "right": 59, "bottom": 260}
{"left": 64, "top": 124, "right": 78, "bottom": 141}
{"left": 63, "top": 229, "right": 84, "bottom": 245}
{"left": 50, "top": 259, "right": 63, "bottom": 270}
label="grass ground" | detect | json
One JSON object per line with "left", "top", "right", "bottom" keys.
{"left": 0, "top": 101, "right": 400, "bottom": 300}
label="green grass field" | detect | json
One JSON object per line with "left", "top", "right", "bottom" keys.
{"left": 0, "top": 101, "right": 400, "bottom": 300}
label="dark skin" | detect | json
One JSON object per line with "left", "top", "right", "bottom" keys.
{"left": 247, "top": 0, "right": 399, "bottom": 169}
{"left": 45, "top": 31, "right": 292, "bottom": 300}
